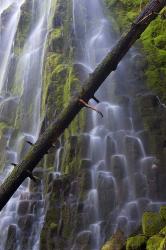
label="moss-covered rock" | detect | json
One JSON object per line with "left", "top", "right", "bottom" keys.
{"left": 126, "top": 235, "right": 147, "bottom": 250}
{"left": 159, "top": 226, "right": 166, "bottom": 237}
{"left": 160, "top": 206, "right": 166, "bottom": 222}
{"left": 158, "top": 237, "right": 166, "bottom": 250}
{"left": 146, "top": 235, "right": 163, "bottom": 250}
{"left": 142, "top": 212, "right": 165, "bottom": 237}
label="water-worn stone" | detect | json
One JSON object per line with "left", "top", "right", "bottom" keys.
{"left": 18, "top": 214, "right": 34, "bottom": 233}
{"left": 80, "top": 166, "right": 92, "bottom": 191}
{"left": 116, "top": 216, "right": 128, "bottom": 233}
{"left": 80, "top": 159, "right": 92, "bottom": 169}
{"left": 142, "top": 212, "right": 165, "bottom": 237}
{"left": 17, "top": 200, "right": 29, "bottom": 215}
{"left": 5, "top": 224, "right": 17, "bottom": 250}
{"left": 110, "top": 155, "right": 126, "bottom": 180}
{"left": 125, "top": 135, "right": 144, "bottom": 172}
{"left": 134, "top": 173, "right": 147, "bottom": 198}
{"left": 146, "top": 235, "right": 163, "bottom": 250}
{"left": 29, "top": 192, "right": 42, "bottom": 200}
{"left": 97, "top": 172, "right": 116, "bottom": 219}
{"left": 79, "top": 133, "right": 90, "bottom": 158}
{"left": 105, "top": 135, "right": 116, "bottom": 166}
{"left": 126, "top": 235, "right": 147, "bottom": 250}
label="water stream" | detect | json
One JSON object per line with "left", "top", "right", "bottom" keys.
{"left": 72, "top": 0, "right": 165, "bottom": 249}
{"left": 0, "top": 0, "right": 53, "bottom": 249}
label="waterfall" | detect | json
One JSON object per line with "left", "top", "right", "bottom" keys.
{"left": 72, "top": 0, "right": 165, "bottom": 249}
{"left": 0, "top": 0, "right": 53, "bottom": 249}
{"left": 0, "top": 0, "right": 165, "bottom": 249}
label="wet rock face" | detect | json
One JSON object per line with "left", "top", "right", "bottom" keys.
{"left": 5, "top": 224, "right": 17, "bottom": 250}
{"left": 18, "top": 214, "right": 34, "bottom": 233}
{"left": 134, "top": 173, "right": 147, "bottom": 198}
{"left": 135, "top": 93, "right": 166, "bottom": 200}
{"left": 0, "top": 97, "right": 19, "bottom": 125}
{"left": 79, "top": 134, "right": 90, "bottom": 159}
{"left": 97, "top": 172, "right": 116, "bottom": 219}
{"left": 79, "top": 159, "right": 92, "bottom": 191}
{"left": 17, "top": 200, "right": 29, "bottom": 215}
{"left": 105, "top": 135, "right": 116, "bottom": 166}
{"left": 110, "top": 155, "right": 126, "bottom": 180}
{"left": 124, "top": 135, "right": 144, "bottom": 173}
{"left": 40, "top": 173, "right": 83, "bottom": 250}
{"left": 74, "top": 63, "right": 90, "bottom": 81}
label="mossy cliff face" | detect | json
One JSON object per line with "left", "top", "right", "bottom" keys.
{"left": 105, "top": 0, "right": 166, "bottom": 201}
{"left": 100, "top": 1, "right": 166, "bottom": 249}
{"left": 133, "top": 94, "right": 166, "bottom": 200}
{"left": 39, "top": 0, "right": 87, "bottom": 249}
{"left": 104, "top": 0, "right": 166, "bottom": 102}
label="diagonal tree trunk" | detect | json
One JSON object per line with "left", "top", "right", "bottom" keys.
{"left": 0, "top": 0, "right": 165, "bottom": 211}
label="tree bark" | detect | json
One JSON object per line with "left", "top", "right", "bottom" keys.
{"left": 0, "top": 0, "right": 165, "bottom": 210}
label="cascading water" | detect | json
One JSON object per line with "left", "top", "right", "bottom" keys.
{"left": 72, "top": 0, "right": 165, "bottom": 249}
{"left": 0, "top": 0, "right": 165, "bottom": 249}
{"left": 0, "top": 0, "right": 54, "bottom": 249}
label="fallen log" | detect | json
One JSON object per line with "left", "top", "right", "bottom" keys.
{"left": 0, "top": 0, "right": 165, "bottom": 210}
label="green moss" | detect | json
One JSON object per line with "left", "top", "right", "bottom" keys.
{"left": 146, "top": 235, "right": 163, "bottom": 250}
{"left": 142, "top": 212, "right": 165, "bottom": 237}
{"left": 48, "top": 28, "right": 63, "bottom": 52}
{"left": 160, "top": 207, "right": 166, "bottom": 222}
{"left": 50, "top": 223, "right": 58, "bottom": 231}
{"left": 159, "top": 226, "right": 166, "bottom": 237}
{"left": 40, "top": 0, "right": 86, "bottom": 246}
{"left": 158, "top": 237, "right": 166, "bottom": 250}
{"left": 126, "top": 235, "right": 147, "bottom": 250}
{"left": 154, "top": 34, "right": 166, "bottom": 49}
